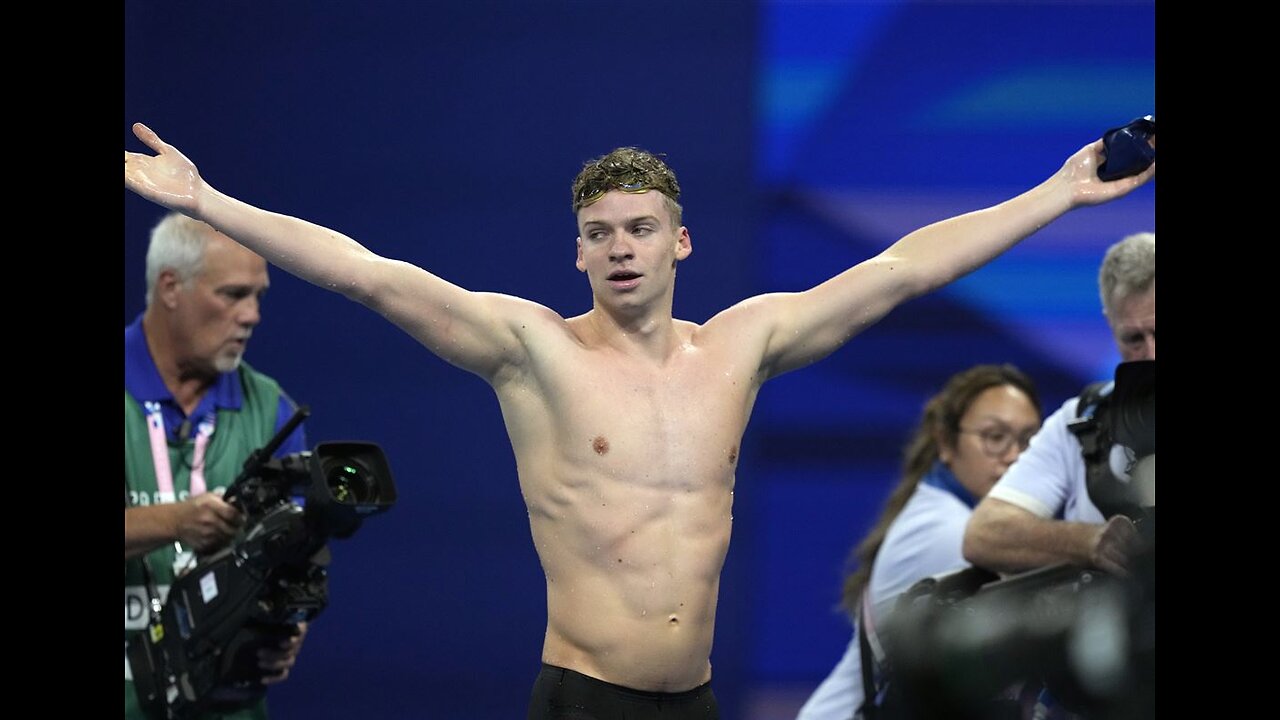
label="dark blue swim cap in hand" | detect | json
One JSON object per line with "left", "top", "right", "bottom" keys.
{"left": 1097, "top": 115, "right": 1156, "bottom": 181}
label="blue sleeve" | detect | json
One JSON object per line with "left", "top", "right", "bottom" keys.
{"left": 272, "top": 394, "right": 309, "bottom": 457}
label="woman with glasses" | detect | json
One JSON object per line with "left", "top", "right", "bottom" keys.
{"left": 797, "top": 364, "right": 1042, "bottom": 720}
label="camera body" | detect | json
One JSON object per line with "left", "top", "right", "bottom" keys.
{"left": 129, "top": 441, "right": 397, "bottom": 720}
{"left": 877, "top": 558, "right": 1154, "bottom": 719}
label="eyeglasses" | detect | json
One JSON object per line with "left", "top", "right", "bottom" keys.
{"left": 958, "top": 426, "right": 1038, "bottom": 457}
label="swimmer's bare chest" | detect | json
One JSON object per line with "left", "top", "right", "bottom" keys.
{"left": 501, "top": 335, "right": 761, "bottom": 487}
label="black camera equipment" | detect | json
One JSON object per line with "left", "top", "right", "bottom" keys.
{"left": 877, "top": 557, "right": 1153, "bottom": 720}
{"left": 128, "top": 407, "right": 398, "bottom": 720}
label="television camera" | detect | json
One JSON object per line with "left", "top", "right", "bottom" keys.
{"left": 128, "top": 407, "right": 397, "bottom": 719}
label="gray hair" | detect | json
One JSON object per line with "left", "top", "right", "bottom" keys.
{"left": 144, "top": 212, "right": 211, "bottom": 307}
{"left": 1098, "top": 232, "right": 1155, "bottom": 320}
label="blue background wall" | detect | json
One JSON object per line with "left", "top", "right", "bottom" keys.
{"left": 124, "top": 2, "right": 1154, "bottom": 718}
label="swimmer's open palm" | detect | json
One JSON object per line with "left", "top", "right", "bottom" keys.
{"left": 125, "top": 123, "right": 202, "bottom": 213}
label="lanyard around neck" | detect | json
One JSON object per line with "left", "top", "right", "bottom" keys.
{"left": 143, "top": 401, "right": 214, "bottom": 501}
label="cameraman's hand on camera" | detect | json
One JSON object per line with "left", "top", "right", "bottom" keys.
{"left": 126, "top": 491, "right": 246, "bottom": 559}
{"left": 1087, "top": 514, "right": 1142, "bottom": 577}
{"left": 176, "top": 492, "right": 246, "bottom": 553}
{"left": 259, "top": 621, "right": 309, "bottom": 685}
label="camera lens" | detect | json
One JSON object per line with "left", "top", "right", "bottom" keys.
{"left": 322, "top": 456, "right": 379, "bottom": 504}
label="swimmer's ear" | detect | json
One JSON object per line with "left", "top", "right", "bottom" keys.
{"left": 675, "top": 227, "right": 691, "bottom": 262}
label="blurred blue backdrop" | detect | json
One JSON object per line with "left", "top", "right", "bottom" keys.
{"left": 124, "top": 2, "right": 1154, "bottom": 718}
